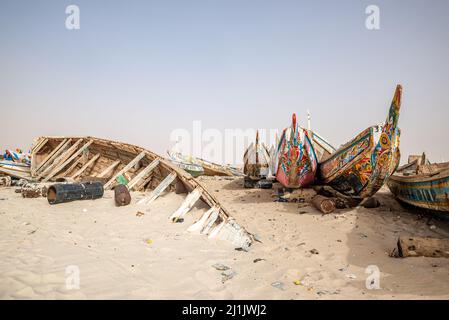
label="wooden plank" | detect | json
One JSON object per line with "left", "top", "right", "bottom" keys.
{"left": 169, "top": 187, "right": 203, "bottom": 222}
{"left": 201, "top": 208, "right": 220, "bottom": 235}
{"left": 34, "top": 139, "right": 70, "bottom": 176}
{"left": 392, "top": 236, "right": 449, "bottom": 258}
{"left": 30, "top": 138, "right": 49, "bottom": 175}
{"left": 71, "top": 154, "right": 101, "bottom": 179}
{"left": 137, "top": 172, "right": 177, "bottom": 205}
{"left": 127, "top": 159, "right": 160, "bottom": 190}
{"left": 32, "top": 138, "right": 48, "bottom": 154}
{"left": 37, "top": 139, "right": 82, "bottom": 179}
{"left": 42, "top": 140, "right": 94, "bottom": 182}
{"left": 59, "top": 155, "right": 84, "bottom": 178}
{"left": 97, "top": 160, "right": 120, "bottom": 178}
{"left": 103, "top": 151, "right": 146, "bottom": 190}
{"left": 187, "top": 206, "right": 220, "bottom": 234}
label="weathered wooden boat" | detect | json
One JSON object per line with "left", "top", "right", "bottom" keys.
{"left": 166, "top": 151, "right": 205, "bottom": 178}
{"left": 0, "top": 160, "right": 31, "bottom": 179}
{"left": 243, "top": 131, "right": 271, "bottom": 180}
{"left": 29, "top": 136, "right": 253, "bottom": 249}
{"left": 276, "top": 113, "right": 318, "bottom": 188}
{"left": 167, "top": 149, "right": 242, "bottom": 177}
{"left": 387, "top": 153, "right": 449, "bottom": 212}
{"left": 319, "top": 85, "right": 402, "bottom": 198}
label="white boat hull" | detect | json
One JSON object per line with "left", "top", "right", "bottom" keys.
{"left": 0, "top": 160, "right": 31, "bottom": 179}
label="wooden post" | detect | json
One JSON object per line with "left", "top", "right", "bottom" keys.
{"left": 71, "top": 154, "right": 101, "bottom": 179}
{"left": 42, "top": 140, "right": 94, "bottom": 182}
{"left": 312, "top": 195, "right": 336, "bottom": 214}
{"left": 393, "top": 236, "right": 449, "bottom": 258}
{"left": 103, "top": 151, "right": 146, "bottom": 190}
{"left": 127, "top": 159, "right": 159, "bottom": 190}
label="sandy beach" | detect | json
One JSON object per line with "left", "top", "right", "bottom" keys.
{"left": 1, "top": 177, "right": 448, "bottom": 300}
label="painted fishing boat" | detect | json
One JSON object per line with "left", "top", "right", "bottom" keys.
{"left": 243, "top": 131, "right": 271, "bottom": 180}
{"left": 319, "top": 84, "right": 402, "bottom": 197}
{"left": 276, "top": 113, "right": 318, "bottom": 188}
{"left": 387, "top": 154, "right": 449, "bottom": 212}
{"left": 29, "top": 136, "right": 253, "bottom": 249}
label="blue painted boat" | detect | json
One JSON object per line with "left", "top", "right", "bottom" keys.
{"left": 387, "top": 158, "right": 449, "bottom": 212}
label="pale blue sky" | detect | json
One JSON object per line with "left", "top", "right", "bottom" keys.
{"left": 1, "top": 0, "right": 448, "bottom": 164}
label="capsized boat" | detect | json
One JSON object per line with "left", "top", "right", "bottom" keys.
{"left": 243, "top": 131, "right": 271, "bottom": 179}
{"left": 318, "top": 85, "right": 402, "bottom": 197}
{"left": 387, "top": 153, "right": 449, "bottom": 212}
{"left": 276, "top": 113, "right": 318, "bottom": 188}
{"left": 29, "top": 136, "right": 253, "bottom": 249}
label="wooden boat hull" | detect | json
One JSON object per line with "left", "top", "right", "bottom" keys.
{"left": 387, "top": 162, "right": 449, "bottom": 212}
{"left": 30, "top": 136, "right": 253, "bottom": 249}
{"left": 276, "top": 114, "right": 318, "bottom": 188}
{"left": 319, "top": 85, "right": 402, "bottom": 198}
{"left": 0, "top": 160, "right": 31, "bottom": 179}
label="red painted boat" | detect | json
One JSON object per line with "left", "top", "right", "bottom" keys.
{"left": 276, "top": 113, "right": 318, "bottom": 188}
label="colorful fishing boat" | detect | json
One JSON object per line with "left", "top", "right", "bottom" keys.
{"left": 318, "top": 85, "right": 402, "bottom": 197}
{"left": 243, "top": 131, "right": 271, "bottom": 179}
{"left": 387, "top": 154, "right": 449, "bottom": 212}
{"left": 276, "top": 113, "right": 318, "bottom": 188}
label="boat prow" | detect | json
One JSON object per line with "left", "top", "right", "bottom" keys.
{"left": 276, "top": 113, "right": 318, "bottom": 188}
{"left": 318, "top": 85, "right": 402, "bottom": 197}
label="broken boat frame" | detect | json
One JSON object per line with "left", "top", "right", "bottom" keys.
{"left": 29, "top": 136, "right": 253, "bottom": 249}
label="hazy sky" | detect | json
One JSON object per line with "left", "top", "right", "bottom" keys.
{"left": 1, "top": 0, "right": 448, "bottom": 164}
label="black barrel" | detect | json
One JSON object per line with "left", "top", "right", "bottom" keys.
{"left": 47, "top": 182, "right": 104, "bottom": 205}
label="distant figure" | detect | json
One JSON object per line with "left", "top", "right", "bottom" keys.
{"left": 114, "top": 184, "right": 131, "bottom": 206}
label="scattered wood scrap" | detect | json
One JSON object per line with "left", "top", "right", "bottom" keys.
{"left": 391, "top": 236, "right": 449, "bottom": 258}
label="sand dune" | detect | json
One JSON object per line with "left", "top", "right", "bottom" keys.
{"left": 0, "top": 177, "right": 448, "bottom": 299}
